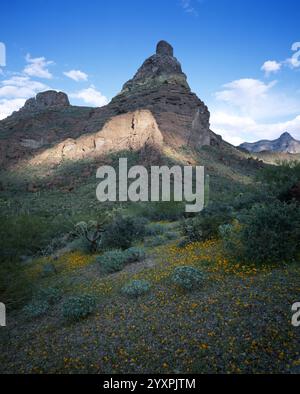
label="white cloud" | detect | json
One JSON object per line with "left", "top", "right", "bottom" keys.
{"left": 286, "top": 42, "right": 300, "bottom": 69}
{"left": 0, "top": 98, "right": 26, "bottom": 120}
{"left": 212, "top": 77, "right": 300, "bottom": 145}
{"left": 261, "top": 60, "right": 281, "bottom": 76}
{"left": 70, "top": 85, "right": 108, "bottom": 107}
{"left": 0, "top": 76, "right": 48, "bottom": 99}
{"left": 0, "top": 76, "right": 49, "bottom": 119}
{"left": 24, "top": 54, "right": 54, "bottom": 79}
{"left": 64, "top": 69, "right": 88, "bottom": 81}
{"left": 211, "top": 111, "right": 300, "bottom": 145}
{"left": 215, "top": 78, "right": 300, "bottom": 120}
{"left": 180, "top": 0, "right": 198, "bottom": 16}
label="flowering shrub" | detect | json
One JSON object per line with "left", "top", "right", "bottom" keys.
{"left": 121, "top": 280, "right": 151, "bottom": 297}
{"left": 23, "top": 300, "right": 49, "bottom": 318}
{"left": 171, "top": 266, "right": 205, "bottom": 291}
{"left": 62, "top": 295, "right": 97, "bottom": 321}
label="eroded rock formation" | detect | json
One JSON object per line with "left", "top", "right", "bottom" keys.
{"left": 0, "top": 41, "right": 218, "bottom": 167}
{"left": 21, "top": 91, "right": 70, "bottom": 113}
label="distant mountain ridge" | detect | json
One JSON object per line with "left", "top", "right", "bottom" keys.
{"left": 239, "top": 132, "right": 300, "bottom": 154}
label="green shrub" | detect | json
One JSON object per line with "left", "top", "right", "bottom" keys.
{"left": 23, "top": 300, "right": 49, "bottom": 318}
{"left": 35, "top": 287, "right": 62, "bottom": 305}
{"left": 124, "top": 247, "right": 146, "bottom": 263}
{"left": 257, "top": 161, "right": 300, "bottom": 199}
{"left": 62, "top": 295, "right": 97, "bottom": 321}
{"left": 182, "top": 203, "right": 234, "bottom": 242}
{"left": 121, "top": 280, "right": 151, "bottom": 297}
{"left": 101, "top": 215, "right": 146, "bottom": 250}
{"left": 96, "top": 247, "right": 145, "bottom": 274}
{"left": 0, "top": 214, "right": 69, "bottom": 261}
{"left": 96, "top": 249, "right": 127, "bottom": 274}
{"left": 164, "top": 231, "right": 178, "bottom": 240}
{"left": 41, "top": 262, "right": 57, "bottom": 277}
{"left": 171, "top": 266, "right": 205, "bottom": 291}
{"left": 236, "top": 201, "right": 300, "bottom": 264}
{"left": 137, "top": 201, "right": 185, "bottom": 221}
{"left": 232, "top": 190, "right": 273, "bottom": 211}
{"left": 144, "top": 235, "right": 165, "bottom": 247}
{"left": 145, "top": 223, "right": 166, "bottom": 236}
{"left": 68, "top": 236, "right": 93, "bottom": 254}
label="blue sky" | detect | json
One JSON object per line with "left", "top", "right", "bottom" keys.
{"left": 0, "top": 0, "right": 299, "bottom": 145}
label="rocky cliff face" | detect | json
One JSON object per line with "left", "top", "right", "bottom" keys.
{"left": 240, "top": 132, "right": 300, "bottom": 154}
{"left": 20, "top": 91, "right": 70, "bottom": 113}
{"left": 0, "top": 41, "right": 217, "bottom": 167}
{"left": 106, "top": 40, "right": 212, "bottom": 148}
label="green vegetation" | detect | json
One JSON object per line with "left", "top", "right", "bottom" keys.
{"left": 222, "top": 201, "right": 300, "bottom": 264}
{"left": 101, "top": 215, "right": 147, "bottom": 250}
{"left": 1, "top": 148, "right": 300, "bottom": 373}
{"left": 171, "top": 266, "right": 205, "bottom": 291}
{"left": 23, "top": 300, "right": 49, "bottom": 318}
{"left": 62, "top": 295, "right": 97, "bottom": 321}
{"left": 121, "top": 279, "right": 151, "bottom": 297}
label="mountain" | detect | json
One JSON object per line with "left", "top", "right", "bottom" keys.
{"left": 0, "top": 40, "right": 222, "bottom": 168}
{"left": 239, "top": 132, "right": 300, "bottom": 154}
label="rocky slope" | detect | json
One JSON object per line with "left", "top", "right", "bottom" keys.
{"left": 240, "top": 132, "right": 300, "bottom": 154}
{"left": 0, "top": 40, "right": 220, "bottom": 168}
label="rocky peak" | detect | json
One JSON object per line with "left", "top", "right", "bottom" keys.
{"left": 156, "top": 40, "right": 174, "bottom": 56}
{"left": 240, "top": 132, "right": 300, "bottom": 154}
{"left": 120, "top": 40, "right": 189, "bottom": 94}
{"left": 21, "top": 90, "right": 70, "bottom": 112}
{"left": 279, "top": 132, "right": 293, "bottom": 141}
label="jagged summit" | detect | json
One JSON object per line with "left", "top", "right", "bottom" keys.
{"left": 156, "top": 40, "right": 173, "bottom": 56}
{"left": 21, "top": 91, "right": 70, "bottom": 113}
{"left": 107, "top": 40, "right": 212, "bottom": 148}
{"left": 0, "top": 40, "right": 218, "bottom": 167}
{"left": 279, "top": 132, "right": 293, "bottom": 141}
{"left": 240, "top": 132, "right": 300, "bottom": 154}
{"left": 120, "top": 40, "right": 189, "bottom": 95}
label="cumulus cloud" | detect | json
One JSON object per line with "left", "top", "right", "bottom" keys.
{"left": 261, "top": 42, "right": 300, "bottom": 75}
{"left": 64, "top": 69, "right": 88, "bottom": 81}
{"left": 212, "top": 77, "right": 300, "bottom": 145}
{"left": 24, "top": 54, "right": 54, "bottom": 79}
{"left": 0, "top": 76, "right": 48, "bottom": 99}
{"left": 70, "top": 85, "right": 108, "bottom": 107}
{"left": 215, "top": 78, "right": 300, "bottom": 120}
{"left": 211, "top": 111, "right": 300, "bottom": 145}
{"left": 261, "top": 60, "right": 282, "bottom": 76}
{"left": 0, "top": 76, "right": 49, "bottom": 119}
{"left": 0, "top": 98, "right": 26, "bottom": 120}
{"left": 286, "top": 42, "right": 300, "bottom": 69}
